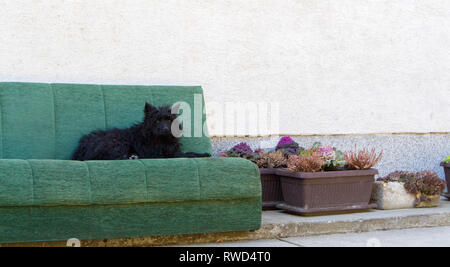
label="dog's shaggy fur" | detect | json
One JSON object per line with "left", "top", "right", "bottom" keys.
{"left": 71, "top": 103, "right": 210, "bottom": 161}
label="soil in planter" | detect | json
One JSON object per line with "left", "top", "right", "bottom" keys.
{"left": 260, "top": 168, "right": 284, "bottom": 210}
{"left": 276, "top": 169, "right": 378, "bottom": 216}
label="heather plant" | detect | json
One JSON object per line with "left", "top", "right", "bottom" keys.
{"left": 287, "top": 151, "right": 324, "bottom": 173}
{"left": 254, "top": 148, "right": 266, "bottom": 157}
{"left": 275, "top": 136, "right": 304, "bottom": 156}
{"left": 378, "top": 170, "right": 446, "bottom": 204}
{"left": 255, "top": 151, "right": 287, "bottom": 169}
{"left": 344, "top": 147, "right": 382, "bottom": 170}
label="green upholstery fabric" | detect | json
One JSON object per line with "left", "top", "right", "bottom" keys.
{"left": 0, "top": 199, "right": 261, "bottom": 243}
{"left": 0, "top": 82, "right": 261, "bottom": 244}
{"left": 0, "top": 157, "right": 260, "bottom": 207}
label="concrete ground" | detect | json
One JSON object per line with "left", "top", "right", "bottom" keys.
{"left": 165, "top": 198, "right": 450, "bottom": 247}
{"left": 185, "top": 226, "right": 450, "bottom": 247}
{"left": 5, "top": 198, "right": 450, "bottom": 247}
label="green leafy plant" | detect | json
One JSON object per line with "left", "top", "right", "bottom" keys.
{"left": 442, "top": 155, "right": 450, "bottom": 164}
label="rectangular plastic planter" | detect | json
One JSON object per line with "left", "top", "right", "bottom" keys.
{"left": 276, "top": 169, "right": 378, "bottom": 215}
{"left": 260, "top": 168, "right": 284, "bottom": 210}
{"left": 441, "top": 163, "right": 450, "bottom": 199}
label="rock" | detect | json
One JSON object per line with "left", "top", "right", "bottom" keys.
{"left": 371, "top": 181, "right": 416, "bottom": 210}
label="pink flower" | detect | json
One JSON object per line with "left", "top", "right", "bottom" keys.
{"left": 319, "top": 146, "right": 336, "bottom": 161}
{"left": 319, "top": 146, "right": 333, "bottom": 154}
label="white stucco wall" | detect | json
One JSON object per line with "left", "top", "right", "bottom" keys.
{"left": 0, "top": 0, "right": 449, "bottom": 136}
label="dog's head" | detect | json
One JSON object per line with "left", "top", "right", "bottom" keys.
{"left": 143, "top": 103, "right": 178, "bottom": 137}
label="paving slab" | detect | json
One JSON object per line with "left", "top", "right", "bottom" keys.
{"left": 179, "top": 239, "right": 298, "bottom": 247}
{"left": 263, "top": 198, "right": 450, "bottom": 225}
{"left": 255, "top": 197, "right": 450, "bottom": 240}
{"left": 282, "top": 226, "right": 450, "bottom": 247}
{"left": 3, "top": 198, "right": 450, "bottom": 246}
{"left": 181, "top": 226, "right": 450, "bottom": 247}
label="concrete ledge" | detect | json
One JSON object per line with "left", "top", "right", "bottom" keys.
{"left": 2, "top": 198, "right": 450, "bottom": 247}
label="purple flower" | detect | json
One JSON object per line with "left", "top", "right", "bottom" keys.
{"left": 319, "top": 146, "right": 333, "bottom": 154}
{"left": 232, "top": 142, "right": 253, "bottom": 154}
{"left": 277, "top": 136, "right": 295, "bottom": 148}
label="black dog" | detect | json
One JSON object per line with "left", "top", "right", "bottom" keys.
{"left": 71, "top": 103, "right": 210, "bottom": 160}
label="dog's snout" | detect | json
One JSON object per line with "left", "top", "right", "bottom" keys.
{"left": 161, "top": 121, "right": 171, "bottom": 132}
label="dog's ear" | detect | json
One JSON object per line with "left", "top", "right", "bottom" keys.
{"left": 144, "top": 102, "right": 157, "bottom": 116}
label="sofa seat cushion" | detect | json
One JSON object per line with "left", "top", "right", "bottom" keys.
{"left": 0, "top": 157, "right": 260, "bottom": 207}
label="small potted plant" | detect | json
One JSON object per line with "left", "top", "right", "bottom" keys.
{"left": 441, "top": 156, "right": 450, "bottom": 199}
{"left": 276, "top": 146, "right": 381, "bottom": 215}
{"left": 373, "top": 171, "right": 446, "bottom": 209}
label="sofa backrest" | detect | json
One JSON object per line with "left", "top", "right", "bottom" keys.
{"left": 0, "top": 82, "right": 212, "bottom": 160}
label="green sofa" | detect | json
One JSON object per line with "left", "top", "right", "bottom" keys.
{"left": 0, "top": 82, "right": 261, "bottom": 244}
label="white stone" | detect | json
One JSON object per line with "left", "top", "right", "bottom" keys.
{"left": 371, "top": 181, "right": 416, "bottom": 210}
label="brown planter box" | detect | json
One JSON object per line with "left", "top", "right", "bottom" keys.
{"left": 260, "top": 168, "right": 284, "bottom": 210}
{"left": 441, "top": 162, "right": 450, "bottom": 199}
{"left": 276, "top": 168, "right": 378, "bottom": 215}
